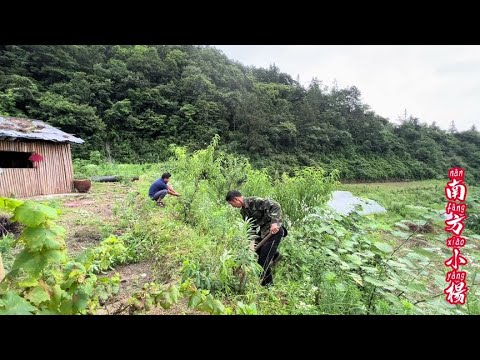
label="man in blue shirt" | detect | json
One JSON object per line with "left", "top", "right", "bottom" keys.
{"left": 148, "top": 172, "right": 181, "bottom": 207}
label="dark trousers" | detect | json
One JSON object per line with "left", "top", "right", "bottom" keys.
{"left": 151, "top": 189, "right": 167, "bottom": 201}
{"left": 255, "top": 228, "right": 283, "bottom": 286}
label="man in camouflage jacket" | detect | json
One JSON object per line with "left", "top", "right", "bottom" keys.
{"left": 226, "top": 190, "right": 285, "bottom": 286}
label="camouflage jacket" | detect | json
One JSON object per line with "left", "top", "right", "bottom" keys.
{"left": 240, "top": 197, "right": 283, "bottom": 240}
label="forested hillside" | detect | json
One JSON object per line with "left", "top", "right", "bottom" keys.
{"left": 1, "top": 45, "right": 479, "bottom": 180}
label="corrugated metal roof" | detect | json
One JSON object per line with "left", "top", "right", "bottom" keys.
{"left": 0, "top": 116, "right": 84, "bottom": 144}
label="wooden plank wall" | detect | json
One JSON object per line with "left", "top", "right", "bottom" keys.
{"left": 0, "top": 141, "right": 74, "bottom": 198}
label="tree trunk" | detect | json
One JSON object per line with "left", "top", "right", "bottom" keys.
{"left": 91, "top": 176, "right": 121, "bottom": 182}
{"left": 105, "top": 142, "right": 113, "bottom": 163}
{"left": 91, "top": 176, "right": 139, "bottom": 182}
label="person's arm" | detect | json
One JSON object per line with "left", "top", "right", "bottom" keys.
{"left": 266, "top": 200, "right": 282, "bottom": 234}
{"left": 167, "top": 183, "right": 181, "bottom": 196}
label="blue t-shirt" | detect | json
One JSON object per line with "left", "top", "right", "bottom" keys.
{"left": 149, "top": 178, "right": 167, "bottom": 198}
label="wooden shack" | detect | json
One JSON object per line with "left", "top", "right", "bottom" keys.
{"left": 0, "top": 116, "right": 84, "bottom": 198}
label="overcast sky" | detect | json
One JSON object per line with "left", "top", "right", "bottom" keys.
{"left": 213, "top": 45, "right": 479, "bottom": 132}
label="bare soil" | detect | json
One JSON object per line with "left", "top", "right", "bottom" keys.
{"left": 28, "top": 183, "right": 206, "bottom": 315}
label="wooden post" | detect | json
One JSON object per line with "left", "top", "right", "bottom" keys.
{"left": 0, "top": 253, "right": 5, "bottom": 282}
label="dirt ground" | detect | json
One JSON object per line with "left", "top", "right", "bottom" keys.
{"left": 24, "top": 183, "right": 205, "bottom": 315}
{"left": 94, "top": 261, "right": 204, "bottom": 315}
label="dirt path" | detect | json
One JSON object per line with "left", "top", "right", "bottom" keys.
{"left": 48, "top": 184, "right": 129, "bottom": 255}
{"left": 28, "top": 183, "right": 205, "bottom": 315}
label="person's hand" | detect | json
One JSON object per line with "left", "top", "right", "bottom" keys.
{"left": 270, "top": 223, "right": 280, "bottom": 234}
{"left": 249, "top": 240, "right": 255, "bottom": 252}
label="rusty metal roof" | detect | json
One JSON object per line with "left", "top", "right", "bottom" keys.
{"left": 0, "top": 116, "right": 84, "bottom": 144}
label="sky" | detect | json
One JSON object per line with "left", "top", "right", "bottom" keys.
{"left": 213, "top": 45, "right": 480, "bottom": 132}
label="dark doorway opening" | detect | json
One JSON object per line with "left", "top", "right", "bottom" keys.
{"left": 0, "top": 151, "right": 33, "bottom": 168}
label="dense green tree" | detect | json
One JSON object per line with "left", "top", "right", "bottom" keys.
{"left": 0, "top": 45, "right": 478, "bottom": 181}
